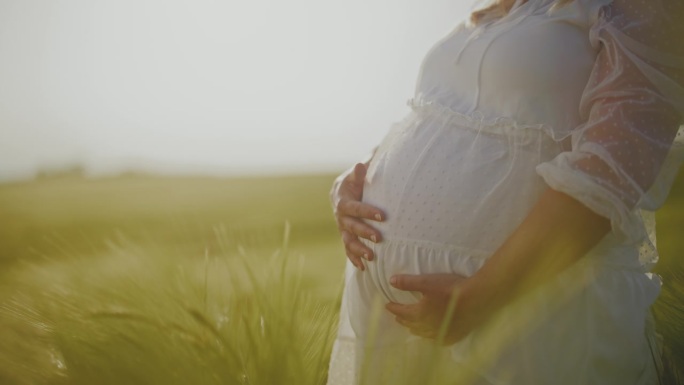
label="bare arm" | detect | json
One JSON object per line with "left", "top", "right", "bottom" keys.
{"left": 387, "top": 188, "right": 610, "bottom": 344}
{"left": 454, "top": 188, "right": 610, "bottom": 341}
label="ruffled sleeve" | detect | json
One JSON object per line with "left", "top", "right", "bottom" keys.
{"left": 536, "top": 0, "right": 684, "bottom": 247}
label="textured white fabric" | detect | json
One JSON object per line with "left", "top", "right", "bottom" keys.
{"left": 327, "top": 0, "right": 683, "bottom": 384}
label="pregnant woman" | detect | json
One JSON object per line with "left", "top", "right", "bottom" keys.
{"left": 327, "top": 0, "right": 683, "bottom": 384}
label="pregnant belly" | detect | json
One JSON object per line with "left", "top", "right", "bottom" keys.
{"left": 346, "top": 113, "right": 562, "bottom": 338}
{"left": 363, "top": 113, "right": 558, "bottom": 255}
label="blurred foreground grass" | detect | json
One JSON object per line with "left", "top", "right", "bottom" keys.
{"left": 0, "top": 172, "right": 682, "bottom": 384}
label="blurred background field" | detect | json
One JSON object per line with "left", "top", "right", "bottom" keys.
{"left": 0, "top": 171, "right": 682, "bottom": 384}
{"left": 0, "top": 173, "right": 344, "bottom": 385}
{"left": 0, "top": 172, "right": 344, "bottom": 290}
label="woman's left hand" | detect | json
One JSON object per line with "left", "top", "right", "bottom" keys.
{"left": 386, "top": 273, "right": 481, "bottom": 345}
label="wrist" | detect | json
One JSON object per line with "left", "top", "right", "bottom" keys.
{"left": 457, "top": 271, "right": 511, "bottom": 328}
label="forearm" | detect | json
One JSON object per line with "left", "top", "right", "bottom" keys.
{"left": 459, "top": 188, "right": 611, "bottom": 318}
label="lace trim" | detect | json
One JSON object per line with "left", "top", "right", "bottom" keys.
{"left": 406, "top": 95, "right": 553, "bottom": 141}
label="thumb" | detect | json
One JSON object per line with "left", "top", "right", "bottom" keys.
{"left": 352, "top": 163, "right": 367, "bottom": 182}
{"left": 391, "top": 273, "right": 463, "bottom": 296}
{"left": 390, "top": 274, "right": 434, "bottom": 294}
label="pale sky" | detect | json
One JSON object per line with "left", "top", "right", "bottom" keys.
{"left": 0, "top": 0, "right": 476, "bottom": 181}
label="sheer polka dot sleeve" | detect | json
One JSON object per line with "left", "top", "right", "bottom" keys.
{"left": 537, "top": 0, "right": 684, "bottom": 244}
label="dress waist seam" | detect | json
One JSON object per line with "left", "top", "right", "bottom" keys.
{"left": 363, "top": 236, "right": 493, "bottom": 259}
{"left": 406, "top": 95, "right": 562, "bottom": 142}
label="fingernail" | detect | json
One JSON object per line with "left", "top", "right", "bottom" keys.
{"left": 370, "top": 235, "right": 378, "bottom": 243}
{"left": 390, "top": 276, "right": 397, "bottom": 285}
{"left": 374, "top": 213, "right": 383, "bottom": 221}
{"left": 363, "top": 253, "right": 369, "bottom": 261}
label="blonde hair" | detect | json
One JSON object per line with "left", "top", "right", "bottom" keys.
{"left": 471, "top": 0, "right": 573, "bottom": 24}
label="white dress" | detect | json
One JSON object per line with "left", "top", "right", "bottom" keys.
{"left": 327, "top": 0, "right": 684, "bottom": 384}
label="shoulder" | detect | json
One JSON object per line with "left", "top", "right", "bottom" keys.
{"left": 597, "top": 0, "right": 684, "bottom": 56}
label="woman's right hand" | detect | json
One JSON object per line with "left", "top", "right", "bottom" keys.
{"left": 331, "top": 162, "right": 385, "bottom": 270}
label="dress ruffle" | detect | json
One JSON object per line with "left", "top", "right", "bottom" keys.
{"left": 407, "top": 95, "right": 550, "bottom": 140}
